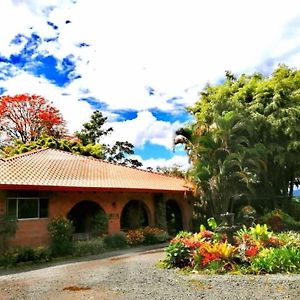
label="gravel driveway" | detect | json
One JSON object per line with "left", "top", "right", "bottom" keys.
{"left": 0, "top": 246, "right": 300, "bottom": 300}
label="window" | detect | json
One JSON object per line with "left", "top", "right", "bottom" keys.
{"left": 6, "top": 198, "right": 48, "bottom": 219}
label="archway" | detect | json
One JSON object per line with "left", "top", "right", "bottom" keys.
{"left": 67, "top": 200, "right": 105, "bottom": 233}
{"left": 166, "top": 200, "right": 183, "bottom": 235}
{"left": 121, "top": 200, "right": 149, "bottom": 230}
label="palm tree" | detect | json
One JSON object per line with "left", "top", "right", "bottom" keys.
{"left": 175, "top": 111, "right": 260, "bottom": 218}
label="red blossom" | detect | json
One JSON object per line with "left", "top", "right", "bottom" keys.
{"left": 0, "top": 94, "right": 66, "bottom": 143}
{"left": 245, "top": 245, "right": 258, "bottom": 257}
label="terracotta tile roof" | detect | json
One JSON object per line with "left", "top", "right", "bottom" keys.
{"left": 0, "top": 148, "right": 190, "bottom": 193}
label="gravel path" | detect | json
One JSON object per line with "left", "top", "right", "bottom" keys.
{"left": 0, "top": 246, "right": 300, "bottom": 300}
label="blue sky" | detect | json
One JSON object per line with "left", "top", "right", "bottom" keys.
{"left": 1, "top": 0, "right": 300, "bottom": 169}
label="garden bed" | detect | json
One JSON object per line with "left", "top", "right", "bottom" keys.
{"left": 163, "top": 223, "right": 300, "bottom": 274}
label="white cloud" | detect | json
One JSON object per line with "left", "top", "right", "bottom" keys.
{"left": 102, "top": 111, "right": 183, "bottom": 149}
{"left": 2, "top": 0, "right": 300, "bottom": 156}
{"left": 130, "top": 154, "right": 190, "bottom": 171}
{"left": 2, "top": 0, "right": 300, "bottom": 112}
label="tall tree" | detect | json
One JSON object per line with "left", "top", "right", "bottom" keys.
{"left": 176, "top": 65, "right": 300, "bottom": 216}
{"left": 0, "top": 94, "right": 66, "bottom": 143}
{"left": 76, "top": 111, "right": 142, "bottom": 168}
{"left": 75, "top": 110, "right": 113, "bottom": 145}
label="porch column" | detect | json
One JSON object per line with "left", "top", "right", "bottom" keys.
{"left": 154, "top": 193, "right": 167, "bottom": 230}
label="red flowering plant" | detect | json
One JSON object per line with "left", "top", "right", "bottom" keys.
{"left": 125, "top": 229, "right": 145, "bottom": 245}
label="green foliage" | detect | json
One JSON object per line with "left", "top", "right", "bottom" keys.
{"left": 163, "top": 218, "right": 300, "bottom": 274}
{"left": 72, "top": 238, "right": 106, "bottom": 257}
{"left": 75, "top": 111, "right": 142, "bottom": 168}
{"left": 91, "top": 211, "right": 108, "bottom": 237}
{"left": 250, "top": 247, "right": 300, "bottom": 274}
{"left": 277, "top": 231, "right": 300, "bottom": 247}
{"left": 207, "top": 217, "right": 218, "bottom": 230}
{"left": 175, "top": 231, "right": 193, "bottom": 238}
{"left": 75, "top": 110, "right": 113, "bottom": 145}
{"left": 15, "top": 247, "right": 35, "bottom": 262}
{"left": 176, "top": 65, "right": 300, "bottom": 216}
{"left": 165, "top": 241, "right": 191, "bottom": 268}
{"left": 47, "top": 217, "right": 74, "bottom": 256}
{"left": 0, "top": 216, "right": 18, "bottom": 253}
{"left": 103, "top": 233, "right": 127, "bottom": 249}
{"left": 3, "top": 136, "right": 104, "bottom": 160}
{"left": 0, "top": 246, "right": 51, "bottom": 267}
{"left": 260, "top": 209, "right": 300, "bottom": 231}
{"left": 125, "top": 227, "right": 169, "bottom": 246}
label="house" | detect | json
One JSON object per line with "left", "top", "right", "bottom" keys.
{"left": 0, "top": 148, "right": 193, "bottom": 247}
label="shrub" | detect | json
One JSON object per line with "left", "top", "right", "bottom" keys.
{"left": 0, "top": 216, "right": 18, "bottom": 253}
{"left": 72, "top": 238, "right": 105, "bottom": 257}
{"left": 16, "top": 247, "right": 35, "bottom": 263}
{"left": 143, "top": 227, "right": 169, "bottom": 244}
{"left": 103, "top": 233, "right": 127, "bottom": 249}
{"left": 0, "top": 246, "right": 51, "bottom": 267}
{"left": 33, "top": 246, "right": 51, "bottom": 262}
{"left": 91, "top": 211, "right": 108, "bottom": 237}
{"left": 125, "top": 229, "right": 145, "bottom": 245}
{"left": 125, "top": 227, "right": 169, "bottom": 246}
{"left": 260, "top": 209, "right": 300, "bottom": 232}
{"left": 0, "top": 251, "right": 18, "bottom": 267}
{"left": 277, "top": 231, "right": 300, "bottom": 247}
{"left": 165, "top": 241, "right": 191, "bottom": 268}
{"left": 48, "top": 217, "right": 74, "bottom": 256}
{"left": 250, "top": 246, "right": 300, "bottom": 274}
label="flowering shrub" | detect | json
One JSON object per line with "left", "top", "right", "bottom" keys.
{"left": 125, "top": 227, "right": 169, "bottom": 245}
{"left": 125, "top": 229, "right": 145, "bottom": 245}
{"left": 163, "top": 224, "right": 300, "bottom": 274}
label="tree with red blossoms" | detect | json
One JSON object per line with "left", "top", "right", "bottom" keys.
{"left": 0, "top": 94, "right": 66, "bottom": 143}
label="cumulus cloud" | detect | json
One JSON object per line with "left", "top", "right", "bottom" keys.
{"left": 3, "top": 0, "right": 300, "bottom": 111}
{"left": 102, "top": 111, "right": 183, "bottom": 149}
{"left": 2, "top": 0, "right": 300, "bottom": 157}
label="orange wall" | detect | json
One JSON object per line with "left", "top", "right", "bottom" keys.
{"left": 3, "top": 190, "right": 193, "bottom": 248}
{"left": 9, "top": 219, "right": 50, "bottom": 248}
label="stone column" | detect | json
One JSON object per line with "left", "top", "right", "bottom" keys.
{"left": 154, "top": 193, "right": 167, "bottom": 230}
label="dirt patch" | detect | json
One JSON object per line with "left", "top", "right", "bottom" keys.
{"left": 63, "top": 285, "right": 91, "bottom": 292}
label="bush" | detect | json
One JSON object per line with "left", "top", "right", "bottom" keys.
{"left": 103, "top": 233, "right": 127, "bottom": 249}
{"left": 33, "top": 246, "right": 51, "bottom": 262}
{"left": 165, "top": 241, "right": 191, "bottom": 268}
{"left": 0, "top": 216, "right": 18, "bottom": 253}
{"left": 0, "top": 246, "right": 51, "bottom": 267}
{"left": 260, "top": 209, "right": 300, "bottom": 232}
{"left": 73, "top": 238, "right": 105, "bottom": 257}
{"left": 91, "top": 211, "right": 108, "bottom": 237}
{"left": 125, "top": 229, "right": 145, "bottom": 245}
{"left": 125, "top": 227, "right": 169, "bottom": 245}
{"left": 143, "top": 227, "right": 169, "bottom": 244}
{"left": 48, "top": 217, "right": 74, "bottom": 256}
{"left": 16, "top": 247, "right": 35, "bottom": 263}
{"left": 250, "top": 246, "right": 300, "bottom": 274}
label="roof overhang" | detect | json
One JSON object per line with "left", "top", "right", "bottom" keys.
{"left": 0, "top": 184, "right": 191, "bottom": 194}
